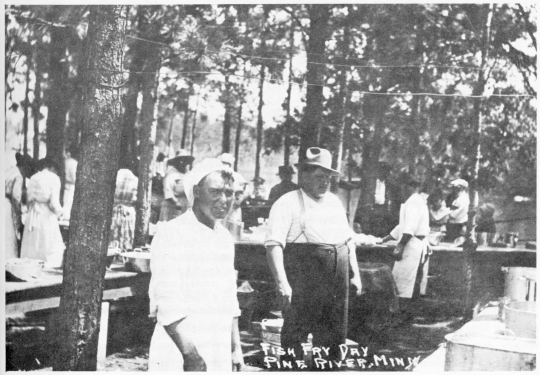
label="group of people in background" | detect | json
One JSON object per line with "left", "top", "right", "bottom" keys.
{"left": 5, "top": 153, "right": 66, "bottom": 268}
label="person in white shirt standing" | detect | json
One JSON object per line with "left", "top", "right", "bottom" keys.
{"left": 148, "top": 158, "right": 243, "bottom": 372}
{"left": 382, "top": 173, "right": 430, "bottom": 324}
{"left": 446, "top": 178, "right": 470, "bottom": 242}
{"left": 265, "top": 147, "right": 362, "bottom": 365}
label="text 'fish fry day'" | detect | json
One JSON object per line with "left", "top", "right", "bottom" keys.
{"left": 261, "top": 343, "right": 421, "bottom": 370}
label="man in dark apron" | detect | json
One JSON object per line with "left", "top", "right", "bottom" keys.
{"left": 265, "top": 147, "right": 362, "bottom": 368}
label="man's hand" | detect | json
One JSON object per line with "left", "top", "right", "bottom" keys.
{"left": 392, "top": 242, "right": 405, "bottom": 261}
{"left": 232, "top": 347, "right": 244, "bottom": 371}
{"left": 350, "top": 274, "right": 363, "bottom": 296}
{"left": 183, "top": 351, "right": 207, "bottom": 371}
{"left": 277, "top": 281, "right": 292, "bottom": 310}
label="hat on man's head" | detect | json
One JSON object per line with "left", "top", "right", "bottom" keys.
{"left": 168, "top": 155, "right": 195, "bottom": 171}
{"left": 184, "top": 158, "right": 232, "bottom": 204}
{"left": 295, "top": 147, "right": 339, "bottom": 176}
{"left": 278, "top": 165, "right": 295, "bottom": 175}
{"left": 219, "top": 153, "right": 235, "bottom": 166}
{"left": 450, "top": 179, "right": 469, "bottom": 189}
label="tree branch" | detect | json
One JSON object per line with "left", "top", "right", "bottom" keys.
{"left": 516, "top": 4, "right": 537, "bottom": 51}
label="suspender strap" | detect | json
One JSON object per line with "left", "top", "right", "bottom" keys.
{"left": 297, "top": 189, "right": 306, "bottom": 234}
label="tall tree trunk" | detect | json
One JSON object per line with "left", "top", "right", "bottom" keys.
{"left": 283, "top": 24, "right": 295, "bottom": 167}
{"left": 234, "top": 77, "right": 246, "bottom": 171}
{"left": 32, "top": 51, "right": 42, "bottom": 160}
{"left": 53, "top": 5, "right": 128, "bottom": 371}
{"left": 254, "top": 8, "right": 270, "bottom": 183}
{"left": 45, "top": 26, "right": 69, "bottom": 182}
{"left": 181, "top": 82, "right": 192, "bottom": 150}
{"left": 23, "top": 57, "right": 31, "bottom": 156}
{"left": 462, "top": 3, "right": 494, "bottom": 319}
{"left": 359, "top": 96, "right": 387, "bottom": 209}
{"left": 333, "top": 6, "right": 352, "bottom": 173}
{"left": 255, "top": 65, "right": 266, "bottom": 182}
{"left": 222, "top": 74, "right": 232, "bottom": 153}
{"left": 167, "top": 100, "right": 176, "bottom": 156}
{"left": 119, "top": 40, "right": 145, "bottom": 171}
{"left": 133, "top": 5, "right": 162, "bottom": 248}
{"left": 66, "top": 52, "right": 87, "bottom": 156}
{"left": 407, "top": 10, "right": 426, "bottom": 173}
{"left": 190, "top": 91, "right": 201, "bottom": 156}
{"left": 299, "top": 4, "right": 330, "bottom": 161}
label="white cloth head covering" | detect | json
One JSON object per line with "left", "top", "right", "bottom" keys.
{"left": 219, "top": 153, "right": 235, "bottom": 166}
{"left": 450, "top": 178, "right": 469, "bottom": 188}
{"left": 184, "top": 158, "right": 232, "bottom": 204}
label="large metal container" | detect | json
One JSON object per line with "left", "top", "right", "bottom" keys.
{"left": 504, "top": 301, "right": 537, "bottom": 339}
{"left": 502, "top": 267, "right": 537, "bottom": 301}
{"left": 444, "top": 332, "right": 536, "bottom": 371}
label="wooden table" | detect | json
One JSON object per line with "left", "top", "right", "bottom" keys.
{"left": 6, "top": 263, "right": 151, "bottom": 367}
{"left": 235, "top": 239, "right": 536, "bottom": 300}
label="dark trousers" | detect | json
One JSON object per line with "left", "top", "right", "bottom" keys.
{"left": 281, "top": 242, "right": 349, "bottom": 364}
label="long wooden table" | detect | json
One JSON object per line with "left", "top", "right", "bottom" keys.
{"left": 6, "top": 263, "right": 150, "bottom": 367}
{"left": 235, "top": 239, "right": 536, "bottom": 300}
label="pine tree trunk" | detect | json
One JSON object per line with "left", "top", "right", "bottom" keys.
{"left": 463, "top": 3, "right": 494, "bottom": 319}
{"left": 119, "top": 40, "right": 145, "bottom": 170}
{"left": 45, "top": 26, "right": 69, "bottom": 182}
{"left": 222, "top": 75, "right": 232, "bottom": 153}
{"left": 53, "top": 5, "right": 129, "bottom": 371}
{"left": 359, "top": 96, "right": 386, "bottom": 209}
{"left": 284, "top": 24, "right": 294, "bottom": 167}
{"left": 333, "top": 6, "right": 352, "bottom": 173}
{"left": 133, "top": 5, "right": 162, "bottom": 248}
{"left": 181, "top": 82, "right": 192, "bottom": 150}
{"left": 32, "top": 51, "right": 42, "bottom": 160}
{"left": 255, "top": 65, "right": 265, "bottom": 182}
{"left": 23, "top": 57, "right": 31, "bottom": 156}
{"left": 299, "top": 5, "right": 330, "bottom": 161}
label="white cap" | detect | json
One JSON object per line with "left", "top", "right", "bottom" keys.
{"left": 184, "top": 158, "right": 232, "bottom": 204}
{"left": 219, "top": 153, "right": 235, "bottom": 166}
{"left": 450, "top": 179, "right": 469, "bottom": 188}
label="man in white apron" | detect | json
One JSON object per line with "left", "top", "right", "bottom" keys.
{"left": 382, "top": 173, "right": 430, "bottom": 324}
{"left": 148, "top": 159, "right": 243, "bottom": 371}
{"left": 265, "top": 147, "right": 362, "bottom": 366}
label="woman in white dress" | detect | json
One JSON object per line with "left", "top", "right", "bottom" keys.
{"left": 20, "top": 158, "right": 65, "bottom": 268}
{"left": 5, "top": 153, "right": 35, "bottom": 259}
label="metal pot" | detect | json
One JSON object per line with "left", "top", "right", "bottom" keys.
{"left": 444, "top": 332, "right": 536, "bottom": 371}
{"left": 120, "top": 250, "right": 151, "bottom": 273}
{"left": 504, "top": 301, "right": 537, "bottom": 339}
{"left": 501, "top": 267, "right": 537, "bottom": 301}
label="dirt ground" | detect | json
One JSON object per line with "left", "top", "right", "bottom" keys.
{"left": 6, "top": 290, "right": 467, "bottom": 372}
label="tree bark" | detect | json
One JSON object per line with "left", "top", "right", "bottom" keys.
{"left": 190, "top": 91, "right": 201, "bottom": 156}
{"left": 23, "top": 57, "right": 31, "bottom": 156}
{"left": 234, "top": 74, "right": 246, "bottom": 171}
{"left": 32, "top": 51, "right": 42, "bottom": 160}
{"left": 284, "top": 24, "right": 294, "bottom": 167}
{"left": 53, "top": 5, "right": 128, "bottom": 371}
{"left": 254, "top": 8, "right": 270, "bottom": 183}
{"left": 222, "top": 74, "right": 232, "bottom": 153}
{"left": 359, "top": 96, "right": 387, "bottom": 209}
{"left": 255, "top": 65, "right": 266, "bottom": 182}
{"left": 462, "top": 3, "right": 494, "bottom": 319}
{"left": 299, "top": 5, "right": 330, "bottom": 161}
{"left": 133, "top": 5, "right": 162, "bottom": 248}
{"left": 119, "top": 40, "right": 145, "bottom": 171}
{"left": 181, "top": 83, "right": 192, "bottom": 150}
{"left": 45, "top": 26, "right": 69, "bottom": 180}
{"left": 332, "top": 6, "right": 352, "bottom": 173}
